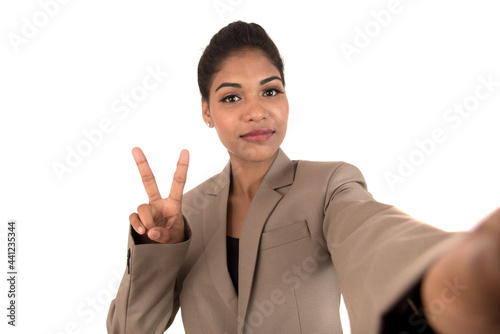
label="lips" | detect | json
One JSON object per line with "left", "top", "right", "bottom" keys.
{"left": 241, "top": 128, "right": 273, "bottom": 137}
{"left": 240, "top": 128, "right": 274, "bottom": 143}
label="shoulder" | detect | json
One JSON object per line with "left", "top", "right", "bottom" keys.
{"left": 293, "top": 159, "right": 366, "bottom": 185}
{"left": 183, "top": 172, "right": 222, "bottom": 202}
{"left": 289, "top": 159, "right": 370, "bottom": 204}
{"left": 182, "top": 168, "right": 229, "bottom": 216}
{"left": 183, "top": 173, "right": 218, "bottom": 200}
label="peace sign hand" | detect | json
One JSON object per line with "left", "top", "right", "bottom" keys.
{"left": 129, "top": 147, "right": 189, "bottom": 244}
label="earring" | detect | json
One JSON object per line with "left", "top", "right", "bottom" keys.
{"left": 206, "top": 122, "right": 211, "bottom": 127}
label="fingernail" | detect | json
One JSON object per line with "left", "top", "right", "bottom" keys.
{"left": 132, "top": 148, "right": 140, "bottom": 160}
{"left": 138, "top": 227, "right": 145, "bottom": 234}
{"left": 151, "top": 230, "right": 160, "bottom": 240}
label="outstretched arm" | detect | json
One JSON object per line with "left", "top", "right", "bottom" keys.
{"left": 421, "top": 208, "right": 500, "bottom": 333}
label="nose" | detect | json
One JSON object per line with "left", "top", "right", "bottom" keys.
{"left": 242, "top": 97, "right": 268, "bottom": 122}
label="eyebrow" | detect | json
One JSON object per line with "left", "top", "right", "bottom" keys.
{"left": 215, "top": 82, "right": 241, "bottom": 92}
{"left": 214, "top": 76, "right": 283, "bottom": 92}
{"left": 260, "top": 76, "right": 282, "bottom": 85}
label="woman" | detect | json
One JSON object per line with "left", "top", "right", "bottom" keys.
{"left": 107, "top": 21, "right": 500, "bottom": 333}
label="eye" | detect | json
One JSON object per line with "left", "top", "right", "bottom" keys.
{"left": 219, "top": 94, "right": 241, "bottom": 103}
{"left": 263, "top": 88, "right": 284, "bottom": 97}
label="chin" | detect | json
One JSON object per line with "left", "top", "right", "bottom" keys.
{"left": 230, "top": 145, "right": 280, "bottom": 163}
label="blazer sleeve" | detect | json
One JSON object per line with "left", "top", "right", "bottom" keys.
{"left": 322, "top": 162, "right": 466, "bottom": 334}
{"left": 106, "top": 221, "right": 191, "bottom": 334}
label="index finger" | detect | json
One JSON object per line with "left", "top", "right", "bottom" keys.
{"left": 132, "top": 147, "right": 162, "bottom": 202}
{"left": 168, "top": 149, "right": 189, "bottom": 204}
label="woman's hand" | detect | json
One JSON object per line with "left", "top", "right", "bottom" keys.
{"left": 421, "top": 207, "right": 500, "bottom": 333}
{"left": 129, "top": 147, "right": 189, "bottom": 244}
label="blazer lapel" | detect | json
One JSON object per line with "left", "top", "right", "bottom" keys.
{"left": 201, "top": 149, "right": 296, "bottom": 326}
{"left": 203, "top": 162, "right": 238, "bottom": 317}
{"left": 237, "top": 148, "right": 295, "bottom": 328}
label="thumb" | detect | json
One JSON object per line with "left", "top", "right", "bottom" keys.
{"left": 147, "top": 227, "right": 184, "bottom": 244}
{"left": 148, "top": 228, "right": 162, "bottom": 242}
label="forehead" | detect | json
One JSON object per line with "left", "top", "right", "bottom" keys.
{"left": 211, "top": 49, "right": 281, "bottom": 88}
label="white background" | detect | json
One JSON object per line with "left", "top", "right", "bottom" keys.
{"left": 1, "top": 0, "right": 499, "bottom": 333}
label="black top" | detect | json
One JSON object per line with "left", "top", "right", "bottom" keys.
{"left": 226, "top": 235, "right": 239, "bottom": 294}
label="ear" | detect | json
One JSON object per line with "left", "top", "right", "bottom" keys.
{"left": 201, "top": 98, "right": 212, "bottom": 126}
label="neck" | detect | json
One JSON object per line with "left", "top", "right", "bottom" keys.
{"left": 229, "top": 150, "right": 278, "bottom": 199}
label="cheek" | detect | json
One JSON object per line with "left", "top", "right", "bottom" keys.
{"left": 213, "top": 115, "right": 237, "bottom": 142}
{"left": 276, "top": 104, "right": 289, "bottom": 125}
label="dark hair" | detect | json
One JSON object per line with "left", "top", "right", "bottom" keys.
{"left": 197, "top": 21, "right": 285, "bottom": 102}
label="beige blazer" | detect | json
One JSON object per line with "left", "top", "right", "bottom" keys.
{"left": 107, "top": 149, "right": 463, "bottom": 334}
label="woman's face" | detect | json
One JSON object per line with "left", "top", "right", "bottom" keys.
{"left": 202, "top": 49, "right": 289, "bottom": 165}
